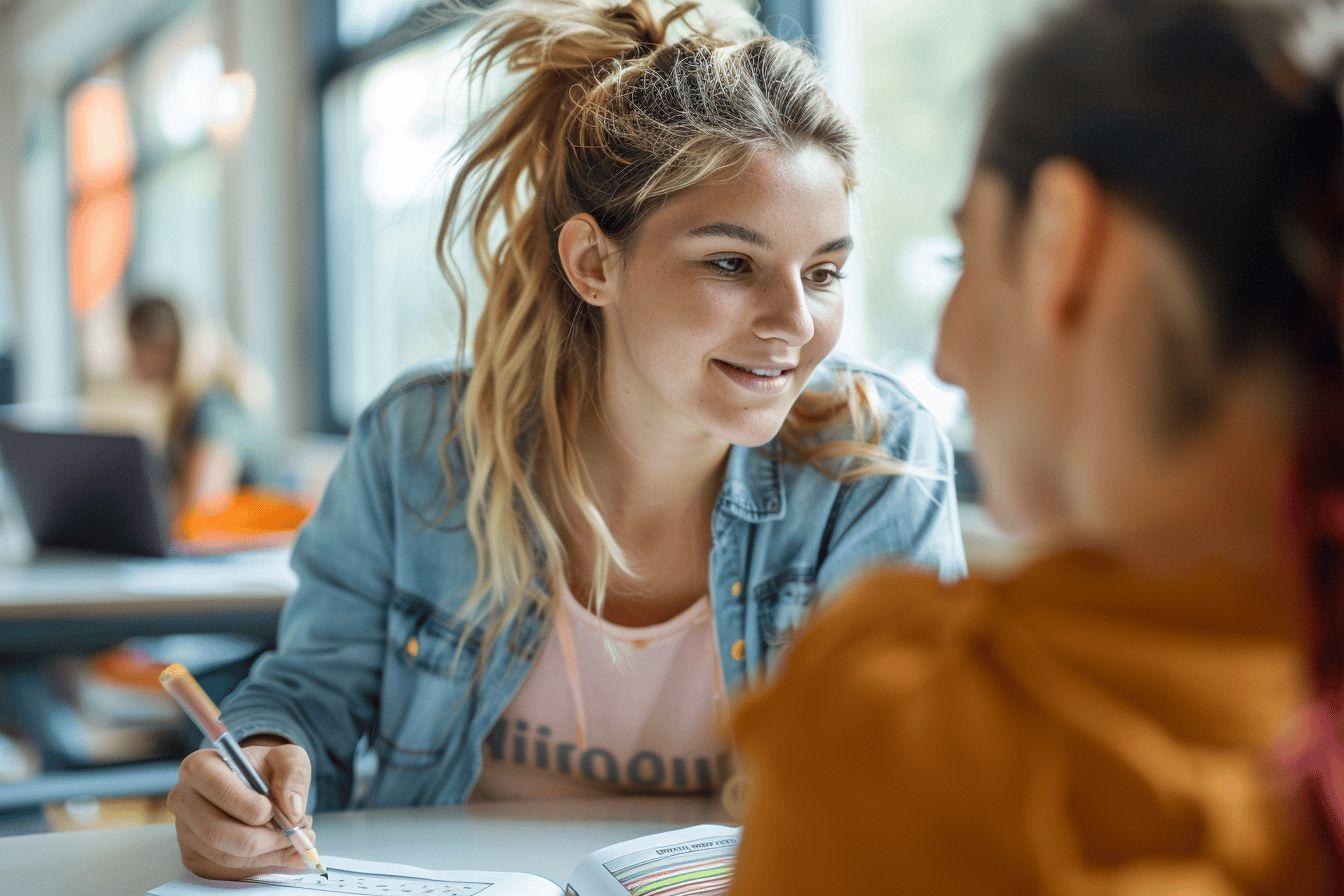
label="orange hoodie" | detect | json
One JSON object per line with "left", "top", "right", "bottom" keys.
{"left": 730, "top": 551, "right": 1331, "bottom": 895}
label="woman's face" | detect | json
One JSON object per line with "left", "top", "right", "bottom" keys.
{"left": 594, "top": 145, "right": 852, "bottom": 448}
{"left": 131, "top": 337, "right": 178, "bottom": 386}
{"left": 935, "top": 170, "right": 1075, "bottom": 538}
{"left": 937, "top": 164, "right": 1215, "bottom": 543}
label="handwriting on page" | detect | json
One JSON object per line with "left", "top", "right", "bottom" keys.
{"left": 246, "top": 871, "right": 493, "bottom": 895}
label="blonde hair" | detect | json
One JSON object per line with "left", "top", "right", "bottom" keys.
{"left": 435, "top": 0, "right": 912, "bottom": 665}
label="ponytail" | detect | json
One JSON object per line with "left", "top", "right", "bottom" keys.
{"left": 1278, "top": 6, "right": 1344, "bottom": 861}
{"left": 1282, "top": 31, "right": 1344, "bottom": 692}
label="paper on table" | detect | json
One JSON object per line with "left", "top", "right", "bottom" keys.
{"left": 147, "top": 854, "right": 563, "bottom": 896}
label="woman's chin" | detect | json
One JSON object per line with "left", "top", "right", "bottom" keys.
{"left": 701, "top": 409, "right": 790, "bottom": 450}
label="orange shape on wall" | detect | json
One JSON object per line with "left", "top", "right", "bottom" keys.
{"left": 66, "top": 79, "right": 136, "bottom": 318}
{"left": 68, "top": 186, "right": 134, "bottom": 318}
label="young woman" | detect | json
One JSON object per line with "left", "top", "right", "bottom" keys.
{"left": 166, "top": 0, "right": 965, "bottom": 880}
{"left": 730, "top": 0, "right": 1344, "bottom": 892}
{"left": 125, "top": 294, "right": 283, "bottom": 513}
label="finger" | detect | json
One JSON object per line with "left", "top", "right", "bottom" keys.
{"left": 182, "top": 836, "right": 302, "bottom": 880}
{"left": 177, "top": 818, "right": 262, "bottom": 875}
{"left": 171, "top": 787, "right": 290, "bottom": 859}
{"left": 260, "top": 744, "right": 312, "bottom": 822}
{"left": 179, "top": 818, "right": 314, "bottom": 877}
{"left": 181, "top": 750, "right": 274, "bottom": 827}
{"left": 249, "top": 844, "right": 312, "bottom": 873}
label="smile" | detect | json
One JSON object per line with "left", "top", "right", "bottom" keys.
{"left": 712, "top": 359, "right": 797, "bottom": 395}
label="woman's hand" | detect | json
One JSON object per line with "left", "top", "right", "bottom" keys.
{"left": 166, "top": 736, "right": 316, "bottom": 881}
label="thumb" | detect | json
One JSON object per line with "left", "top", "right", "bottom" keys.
{"left": 262, "top": 743, "right": 312, "bottom": 822}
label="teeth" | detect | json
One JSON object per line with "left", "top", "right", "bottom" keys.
{"left": 722, "top": 360, "right": 788, "bottom": 377}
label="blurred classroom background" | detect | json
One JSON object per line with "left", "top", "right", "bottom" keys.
{"left": 0, "top": 0, "right": 1039, "bottom": 837}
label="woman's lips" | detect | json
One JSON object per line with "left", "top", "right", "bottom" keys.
{"left": 712, "top": 359, "right": 795, "bottom": 395}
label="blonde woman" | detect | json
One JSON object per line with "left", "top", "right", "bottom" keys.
{"left": 166, "top": 0, "right": 964, "bottom": 879}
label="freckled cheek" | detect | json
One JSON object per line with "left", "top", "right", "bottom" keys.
{"left": 622, "top": 279, "right": 738, "bottom": 370}
{"left": 666, "top": 283, "right": 742, "bottom": 339}
{"left": 804, "top": 299, "right": 843, "bottom": 362}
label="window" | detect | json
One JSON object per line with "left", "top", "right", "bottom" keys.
{"left": 321, "top": 10, "right": 485, "bottom": 425}
{"left": 337, "top": 0, "right": 433, "bottom": 47}
{"left": 64, "top": 5, "right": 228, "bottom": 383}
{"left": 127, "top": 14, "right": 228, "bottom": 319}
{"left": 820, "top": 0, "right": 1057, "bottom": 430}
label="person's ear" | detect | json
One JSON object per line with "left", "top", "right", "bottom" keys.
{"left": 1020, "top": 159, "right": 1105, "bottom": 338}
{"left": 557, "top": 214, "right": 618, "bottom": 308}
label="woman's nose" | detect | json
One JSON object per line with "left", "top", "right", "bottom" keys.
{"left": 751, "top": 273, "right": 815, "bottom": 346}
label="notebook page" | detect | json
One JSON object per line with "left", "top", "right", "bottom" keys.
{"left": 148, "top": 854, "right": 562, "bottom": 896}
{"left": 563, "top": 826, "right": 739, "bottom": 896}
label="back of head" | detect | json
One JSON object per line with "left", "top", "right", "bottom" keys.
{"left": 980, "top": 0, "right": 1344, "bottom": 422}
{"left": 977, "top": 0, "right": 1344, "bottom": 864}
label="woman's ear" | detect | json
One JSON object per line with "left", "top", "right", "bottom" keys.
{"left": 1020, "top": 159, "right": 1105, "bottom": 339}
{"left": 557, "top": 213, "right": 618, "bottom": 308}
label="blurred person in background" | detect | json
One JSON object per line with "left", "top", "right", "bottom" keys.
{"left": 163, "top": 0, "right": 966, "bottom": 881}
{"left": 126, "top": 294, "right": 286, "bottom": 518}
{"left": 730, "top": 0, "right": 1344, "bottom": 892}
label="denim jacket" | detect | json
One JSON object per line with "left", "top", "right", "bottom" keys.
{"left": 219, "top": 356, "right": 965, "bottom": 810}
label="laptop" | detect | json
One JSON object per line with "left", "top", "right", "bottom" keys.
{"left": 0, "top": 424, "right": 173, "bottom": 557}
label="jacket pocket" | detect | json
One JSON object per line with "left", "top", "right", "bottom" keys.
{"left": 378, "top": 589, "right": 485, "bottom": 768}
{"left": 755, "top": 569, "right": 818, "bottom": 653}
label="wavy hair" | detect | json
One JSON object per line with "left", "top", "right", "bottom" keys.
{"left": 434, "top": 0, "right": 916, "bottom": 663}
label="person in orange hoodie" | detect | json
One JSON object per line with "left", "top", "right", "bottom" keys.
{"left": 729, "top": 0, "right": 1344, "bottom": 892}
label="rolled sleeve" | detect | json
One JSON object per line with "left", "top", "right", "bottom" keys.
{"left": 218, "top": 400, "right": 396, "bottom": 811}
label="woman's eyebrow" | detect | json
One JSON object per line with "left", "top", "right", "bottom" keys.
{"left": 687, "top": 221, "right": 771, "bottom": 248}
{"left": 817, "top": 236, "right": 853, "bottom": 254}
{"left": 686, "top": 222, "right": 853, "bottom": 255}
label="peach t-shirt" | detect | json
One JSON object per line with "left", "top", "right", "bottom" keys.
{"left": 472, "top": 580, "right": 733, "bottom": 800}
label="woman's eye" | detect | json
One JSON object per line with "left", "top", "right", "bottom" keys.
{"left": 706, "top": 256, "right": 749, "bottom": 275}
{"left": 806, "top": 266, "right": 846, "bottom": 286}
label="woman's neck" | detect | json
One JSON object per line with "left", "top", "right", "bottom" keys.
{"left": 580, "top": 375, "right": 729, "bottom": 534}
{"left": 1085, "top": 386, "right": 1298, "bottom": 575}
{"left": 555, "top": 370, "right": 730, "bottom": 623}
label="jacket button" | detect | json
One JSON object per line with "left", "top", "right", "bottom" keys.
{"left": 730, "top": 639, "right": 747, "bottom": 662}
{"left": 730, "top": 581, "right": 743, "bottom": 597}
{"left": 405, "top": 636, "right": 420, "bottom": 658}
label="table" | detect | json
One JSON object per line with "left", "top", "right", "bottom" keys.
{"left": 0, "top": 548, "right": 296, "bottom": 653}
{"left": 0, "top": 796, "right": 731, "bottom": 895}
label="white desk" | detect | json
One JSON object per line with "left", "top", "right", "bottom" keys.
{"left": 0, "top": 548, "right": 296, "bottom": 652}
{"left": 0, "top": 797, "right": 729, "bottom": 895}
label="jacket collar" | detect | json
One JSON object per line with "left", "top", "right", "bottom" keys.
{"left": 716, "top": 440, "right": 787, "bottom": 523}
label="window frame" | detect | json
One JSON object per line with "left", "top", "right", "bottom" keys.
{"left": 58, "top": 0, "right": 228, "bottom": 385}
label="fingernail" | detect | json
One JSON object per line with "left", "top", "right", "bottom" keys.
{"left": 290, "top": 793, "right": 304, "bottom": 817}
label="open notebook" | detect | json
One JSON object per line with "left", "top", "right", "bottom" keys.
{"left": 148, "top": 825, "right": 740, "bottom": 896}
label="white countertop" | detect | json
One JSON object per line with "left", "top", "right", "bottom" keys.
{"left": 0, "top": 796, "right": 731, "bottom": 895}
